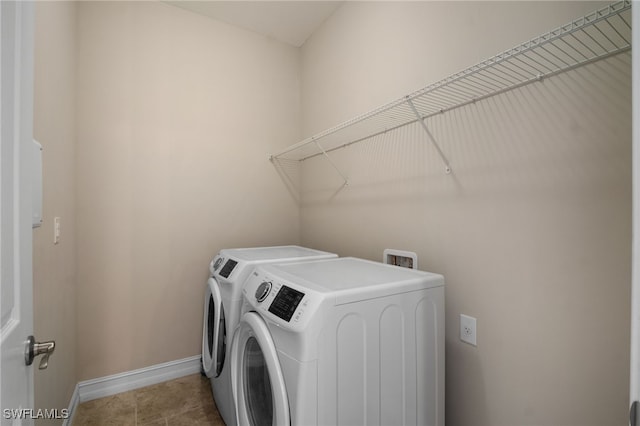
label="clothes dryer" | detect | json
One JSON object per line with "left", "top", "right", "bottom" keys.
{"left": 202, "top": 246, "right": 336, "bottom": 426}
{"left": 231, "top": 257, "right": 445, "bottom": 426}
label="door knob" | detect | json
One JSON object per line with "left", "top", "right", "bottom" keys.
{"left": 24, "top": 335, "right": 55, "bottom": 370}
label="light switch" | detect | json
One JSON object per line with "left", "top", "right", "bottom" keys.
{"left": 54, "top": 217, "right": 61, "bottom": 244}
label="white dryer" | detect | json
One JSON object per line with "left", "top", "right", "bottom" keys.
{"left": 202, "top": 246, "right": 336, "bottom": 426}
{"left": 231, "top": 257, "right": 445, "bottom": 426}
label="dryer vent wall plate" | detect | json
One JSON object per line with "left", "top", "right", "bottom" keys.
{"left": 383, "top": 249, "right": 417, "bottom": 270}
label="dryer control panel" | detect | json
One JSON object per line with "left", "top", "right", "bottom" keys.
{"left": 243, "top": 271, "right": 321, "bottom": 331}
{"left": 268, "top": 285, "right": 304, "bottom": 322}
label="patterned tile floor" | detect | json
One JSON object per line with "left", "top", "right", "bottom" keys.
{"left": 72, "top": 374, "right": 225, "bottom": 426}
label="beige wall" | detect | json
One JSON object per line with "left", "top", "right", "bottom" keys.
{"left": 300, "top": 2, "right": 631, "bottom": 425}
{"left": 31, "top": 2, "right": 632, "bottom": 424}
{"left": 33, "top": 1, "right": 78, "bottom": 420}
{"left": 75, "top": 1, "right": 301, "bottom": 380}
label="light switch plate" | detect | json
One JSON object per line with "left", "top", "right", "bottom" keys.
{"left": 54, "top": 217, "right": 61, "bottom": 244}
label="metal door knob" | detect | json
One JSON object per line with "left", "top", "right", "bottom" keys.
{"left": 25, "top": 335, "right": 55, "bottom": 370}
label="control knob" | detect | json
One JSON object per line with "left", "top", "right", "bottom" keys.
{"left": 255, "top": 281, "right": 272, "bottom": 302}
{"left": 213, "top": 257, "right": 224, "bottom": 271}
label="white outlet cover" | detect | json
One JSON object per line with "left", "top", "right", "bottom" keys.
{"left": 460, "top": 314, "right": 477, "bottom": 346}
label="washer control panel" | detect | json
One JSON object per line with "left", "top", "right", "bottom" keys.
{"left": 219, "top": 259, "right": 238, "bottom": 278}
{"left": 210, "top": 255, "right": 240, "bottom": 279}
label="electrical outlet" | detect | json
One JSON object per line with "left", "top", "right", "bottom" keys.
{"left": 460, "top": 314, "right": 477, "bottom": 346}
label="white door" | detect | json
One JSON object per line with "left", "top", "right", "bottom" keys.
{"left": 631, "top": 2, "right": 640, "bottom": 425}
{"left": 0, "top": 1, "right": 35, "bottom": 424}
{"left": 231, "top": 313, "right": 289, "bottom": 426}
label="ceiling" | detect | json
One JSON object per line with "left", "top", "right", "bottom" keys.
{"left": 166, "top": 1, "right": 344, "bottom": 47}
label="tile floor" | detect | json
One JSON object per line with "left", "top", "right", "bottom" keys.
{"left": 72, "top": 374, "right": 225, "bottom": 426}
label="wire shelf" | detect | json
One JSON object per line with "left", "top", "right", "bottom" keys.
{"left": 270, "top": 0, "right": 631, "bottom": 170}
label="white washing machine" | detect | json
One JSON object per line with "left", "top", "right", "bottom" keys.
{"left": 202, "top": 246, "right": 336, "bottom": 426}
{"left": 231, "top": 257, "right": 445, "bottom": 426}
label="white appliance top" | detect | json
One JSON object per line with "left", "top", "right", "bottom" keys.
{"left": 221, "top": 245, "right": 334, "bottom": 262}
{"left": 266, "top": 257, "right": 443, "bottom": 293}
{"left": 244, "top": 257, "right": 444, "bottom": 331}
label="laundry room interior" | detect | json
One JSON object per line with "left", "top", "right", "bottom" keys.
{"left": 31, "top": 1, "right": 633, "bottom": 425}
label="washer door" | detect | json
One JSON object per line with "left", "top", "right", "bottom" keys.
{"left": 202, "top": 277, "right": 226, "bottom": 378}
{"left": 231, "top": 312, "right": 290, "bottom": 426}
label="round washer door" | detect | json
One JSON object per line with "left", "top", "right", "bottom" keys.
{"left": 231, "top": 312, "right": 290, "bottom": 426}
{"left": 202, "top": 277, "right": 225, "bottom": 378}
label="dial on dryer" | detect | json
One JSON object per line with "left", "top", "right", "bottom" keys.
{"left": 255, "top": 281, "right": 272, "bottom": 302}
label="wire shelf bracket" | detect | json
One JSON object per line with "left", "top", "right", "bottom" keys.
{"left": 406, "top": 97, "right": 452, "bottom": 174}
{"left": 270, "top": 0, "right": 631, "bottom": 182}
{"left": 313, "top": 138, "right": 349, "bottom": 187}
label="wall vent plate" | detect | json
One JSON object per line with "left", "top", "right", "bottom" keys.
{"left": 383, "top": 249, "right": 417, "bottom": 269}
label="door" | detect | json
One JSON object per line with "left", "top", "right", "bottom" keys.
{"left": 0, "top": 1, "right": 35, "bottom": 424}
{"left": 202, "top": 277, "right": 225, "bottom": 378}
{"left": 230, "top": 312, "right": 289, "bottom": 426}
{"left": 631, "top": 3, "right": 640, "bottom": 425}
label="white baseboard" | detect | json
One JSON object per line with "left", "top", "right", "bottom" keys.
{"left": 62, "top": 383, "right": 79, "bottom": 426}
{"left": 77, "top": 355, "right": 202, "bottom": 403}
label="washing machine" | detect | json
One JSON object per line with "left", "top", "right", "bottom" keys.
{"left": 202, "top": 246, "right": 336, "bottom": 426}
{"left": 230, "top": 257, "right": 445, "bottom": 426}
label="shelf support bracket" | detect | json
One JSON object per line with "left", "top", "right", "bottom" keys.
{"left": 406, "top": 98, "right": 452, "bottom": 174}
{"left": 312, "top": 138, "right": 349, "bottom": 187}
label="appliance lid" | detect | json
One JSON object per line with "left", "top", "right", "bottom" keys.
{"left": 262, "top": 257, "right": 444, "bottom": 305}
{"left": 221, "top": 245, "right": 335, "bottom": 262}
